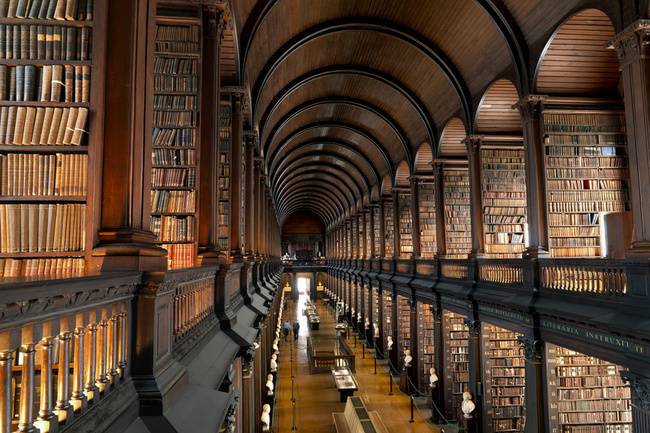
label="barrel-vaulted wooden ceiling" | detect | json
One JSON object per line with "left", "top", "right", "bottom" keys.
{"left": 229, "top": 0, "right": 641, "bottom": 229}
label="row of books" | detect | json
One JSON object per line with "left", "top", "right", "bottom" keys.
{"left": 558, "top": 400, "right": 631, "bottom": 412}
{"left": 546, "top": 156, "right": 627, "bottom": 168}
{"left": 547, "top": 179, "right": 627, "bottom": 191}
{"left": 155, "top": 24, "right": 199, "bottom": 43}
{"left": 151, "top": 167, "right": 196, "bottom": 188}
{"left": 0, "top": 202, "right": 85, "bottom": 252}
{"left": 152, "top": 148, "right": 195, "bottom": 166}
{"left": 163, "top": 243, "right": 193, "bottom": 269}
{"left": 0, "top": 256, "right": 83, "bottom": 276}
{"left": 152, "top": 110, "right": 195, "bottom": 128}
{"left": 484, "top": 215, "right": 525, "bottom": 224}
{"left": 0, "top": 105, "right": 87, "bottom": 145}
{"left": 419, "top": 183, "right": 436, "bottom": 258}
{"left": 153, "top": 57, "right": 198, "bottom": 75}
{"left": 548, "top": 190, "right": 627, "bottom": 202}
{"left": 383, "top": 201, "right": 394, "bottom": 257}
{"left": 548, "top": 201, "right": 626, "bottom": 213}
{"left": 0, "top": 152, "right": 86, "bottom": 195}
{"left": 150, "top": 190, "right": 195, "bottom": 214}
{"left": 373, "top": 208, "right": 381, "bottom": 257}
{"left": 545, "top": 143, "right": 625, "bottom": 155}
{"left": 546, "top": 168, "right": 628, "bottom": 179}
{"left": 0, "top": 0, "right": 94, "bottom": 20}
{"left": 0, "top": 24, "right": 91, "bottom": 61}
{"left": 150, "top": 215, "right": 194, "bottom": 243}
{"left": 485, "top": 233, "right": 524, "bottom": 245}
{"left": 0, "top": 64, "right": 90, "bottom": 103}
{"left": 444, "top": 170, "right": 471, "bottom": 258}
{"left": 154, "top": 95, "right": 196, "bottom": 111}
{"left": 155, "top": 40, "right": 199, "bottom": 55}
{"left": 550, "top": 237, "right": 599, "bottom": 247}
{"left": 152, "top": 127, "right": 195, "bottom": 148}
{"left": 153, "top": 75, "right": 197, "bottom": 93}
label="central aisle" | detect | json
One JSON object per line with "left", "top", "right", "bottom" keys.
{"left": 273, "top": 293, "right": 440, "bottom": 432}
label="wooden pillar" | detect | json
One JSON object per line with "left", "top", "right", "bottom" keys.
{"left": 410, "top": 177, "right": 422, "bottom": 259}
{"left": 244, "top": 134, "right": 256, "bottom": 257}
{"left": 433, "top": 162, "right": 447, "bottom": 257}
{"left": 431, "top": 306, "right": 445, "bottom": 422}
{"left": 519, "top": 336, "right": 547, "bottom": 433}
{"left": 621, "top": 371, "right": 650, "bottom": 432}
{"left": 392, "top": 190, "right": 400, "bottom": 259}
{"left": 465, "top": 318, "right": 483, "bottom": 428}
{"left": 198, "top": 7, "right": 224, "bottom": 263}
{"left": 378, "top": 201, "right": 386, "bottom": 258}
{"left": 369, "top": 206, "right": 375, "bottom": 259}
{"left": 91, "top": 0, "right": 166, "bottom": 272}
{"left": 515, "top": 96, "right": 550, "bottom": 257}
{"left": 608, "top": 22, "right": 650, "bottom": 256}
{"left": 464, "top": 136, "right": 485, "bottom": 257}
{"left": 230, "top": 93, "right": 244, "bottom": 258}
{"left": 254, "top": 161, "right": 262, "bottom": 257}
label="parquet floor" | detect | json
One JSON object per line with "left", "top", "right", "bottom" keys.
{"left": 272, "top": 295, "right": 441, "bottom": 433}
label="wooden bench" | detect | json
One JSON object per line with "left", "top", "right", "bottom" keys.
{"left": 332, "top": 396, "right": 390, "bottom": 433}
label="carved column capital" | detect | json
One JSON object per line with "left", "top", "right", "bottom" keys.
{"left": 513, "top": 95, "right": 547, "bottom": 121}
{"left": 463, "top": 135, "right": 482, "bottom": 155}
{"left": 432, "top": 161, "right": 444, "bottom": 177}
{"left": 517, "top": 336, "right": 542, "bottom": 361}
{"left": 463, "top": 318, "right": 480, "bottom": 334}
{"left": 621, "top": 371, "right": 650, "bottom": 411}
{"left": 607, "top": 20, "right": 650, "bottom": 67}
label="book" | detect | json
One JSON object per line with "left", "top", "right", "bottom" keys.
{"left": 443, "top": 168, "right": 471, "bottom": 258}
{"left": 443, "top": 311, "right": 469, "bottom": 420}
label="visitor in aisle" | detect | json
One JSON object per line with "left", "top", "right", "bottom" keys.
{"left": 283, "top": 321, "right": 291, "bottom": 341}
{"left": 293, "top": 321, "right": 300, "bottom": 340}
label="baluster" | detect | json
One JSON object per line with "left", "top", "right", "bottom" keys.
{"left": 0, "top": 350, "right": 12, "bottom": 433}
{"left": 84, "top": 323, "right": 98, "bottom": 400}
{"left": 18, "top": 343, "right": 36, "bottom": 433}
{"left": 38, "top": 337, "right": 56, "bottom": 426}
{"left": 118, "top": 312, "right": 128, "bottom": 375}
{"left": 70, "top": 325, "right": 86, "bottom": 411}
{"left": 109, "top": 314, "right": 119, "bottom": 384}
{"left": 55, "top": 332, "right": 71, "bottom": 420}
{"left": 96, "top": 318, "right": 109, "bottom": 392}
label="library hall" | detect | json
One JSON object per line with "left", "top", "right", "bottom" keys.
{"left": 0, "top": 0, "right": 649, "bottom": 432}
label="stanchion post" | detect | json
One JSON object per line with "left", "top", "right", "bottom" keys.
{"left": 389, "top": 371, "right": 393, "bottom": 395}
{"left": 410, "top": 396, "right": 415, "bottom": 423}
{"left": 362, "top": 343, "right": 365, "bottom": 359}
{"left": 373, "top": 356, "right": 377, "bottom": 374}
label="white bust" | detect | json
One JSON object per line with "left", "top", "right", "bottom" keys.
{"left": 357, "top": 312, "right": 362, "bottom": 322}
{"left": 461, "top": 391, "right": 476, "bottom": 419}
{"left": 266, "top": 374, "right": 274, "bottom": 396}
{"left": 365, "top": 318, "right": 370, "bottom": 329}
{"left": 261, "top": 404, "right": 271, "bottom": 431}
{"left": 386, "top": 336, "right": 393, "bottom": 351}
{"left": 373, "top": 323, "right": 379, "bottom": 338}
{"left": 270, "top": 354, "right": 278, "bottom": 372}
{"left": 404, "top": 349, "right": 413, "bottom": 368}
{"left": 429, "top": 367, "right": 439, "bottom": 388}
{"left": 272, "top": 339, "right": 279, "bottom": 352}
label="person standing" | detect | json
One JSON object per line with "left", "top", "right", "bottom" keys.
{"left": 283, "top": 321, "right": 291, "bottom": 341}
{"left": 293, "top": 321, "right": 300, "bottom": 340}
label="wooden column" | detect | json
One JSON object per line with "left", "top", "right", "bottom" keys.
{"left": 516, "top": 95, "right": 550, "bottom": 257}
{"left": 369, "top": 206, "right": 375, "bottom": 259}
{"left": 608, "top": 22, "right": 650, "bottom": 256}
{"left": 519, "top": 336, "right": 547, "bottom": 433}
{"left": 410, "top": 177, "right": 422, "bottom": 259}
{"left": 464, "top": 136, "right": 485, "bottom": 257}
{"left": 230, "top": 93, "right": 244, "bottom": 258}
{"left": 378, "top": 201, "right": 386, "bottom": 259}
{"left": 91, "top": 0, "right": 167, "bottom": 272}
{"left": 244, "top": 134, "right": 256, "bottom": 257}
{"left": 465, "top": 318, "right": 483, "bottom": 429}
{"left": 253, "top": 161, "right": 262, "bottom": 257}
{"left": 198, "top": 7, "right": 224, "bottom": 263}
{"left": 433, "top": 162, "right": 447, "bottom": 257}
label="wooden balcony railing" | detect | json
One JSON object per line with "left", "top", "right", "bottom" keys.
{"left": 539, "top": 259, "right": 627, "bottom": 296}
{"left": 478, "top": 260, "right": 524, "bottom": 287}
{"left": 440, "top": 259, "right": 470, "bottom": 280}
{"left": 0, "top": 273, "right": 140, "bottom": 433}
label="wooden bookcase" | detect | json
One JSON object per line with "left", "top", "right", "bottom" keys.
{"left": 546, "top": 344, "right": 632, "bottom": 433}
{"left": 443, "top": 167, "right": 472, "bottom": 258}
{"left": 383, "top": 198, "right": 394, "bottom": 258}
{"left": 382, "top": 290, "right": 393, "bottom": 354}
{"left": 0, "top": 0, "right": 100, "bottom": 277}
{"left": 372, "top": 204, "right": 381, "bottom": 258}
{"left": 372, "top": 285, "right": 380, "bottom": 329}
{"left": 481, "top": 146, "right": 527, "bottom": 258}
{"left": 363, "top": 282, "right": 370, "bottom": 323}
{"left": 418, "top": 180, "right": 436, "bottom": 258}
{"left": 397, "top": 294, "right": 411, "bottom": 369}
{"left": 364, "top": 211, "right": 371, "bottom": 259}
{"left": 543, "top": 110, "right": 630, "bottom": 258}
{"left": 356, "top": 214, "right": 363, "bottom": 259}
{"left": 481, "top": 323, "right": 526, "bottom": 433}
{"left": 149, "top": 8, "right": 201, "bottom": 269}
{"left": 443, "top": 310, "right": 469, "bottom": 420}
{"left": 417, "top": 302, "right": 435, "bottom": 392}
{"left": 217, "top": 98, "right": 230, "bottom": 252}
{"left": 397, "top": 192, "right": 413, "bottom": 258}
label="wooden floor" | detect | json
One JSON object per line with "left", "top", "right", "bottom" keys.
{"left": 273, "top": 295, "right": 441, "bottom": 433}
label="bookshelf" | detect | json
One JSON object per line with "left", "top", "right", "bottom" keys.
{"left": 365, "top": 211, "right": 371, "bottom": 259}
{"left": 0, "top": 0, "right": 96, "bottom": 277}
{"left": 346, "top": 222, "right": 352, "bottom": 258}
{"left": 383, "top": 199, "right": 394, "bottom": 258}
{"left": 543, "top": 111, "right": 630, "bottom": 257}
{"left": 481, "top": 147, "right": 527, "bottom": 258}
{"left": 481, "top": 323, "right": 526, "bottom": 433}
{"left": 417, "top": 302, "right": 435, "bottom": 391}
{"left": 217, "top": 99, "right": 230, "bottom": 252}
{"left": 373, "top": 205, "right": 381, "bottom": 257}
{"left": 418, "top": 180, "right": 436, "bottom": 258}
{"left": 357, "top": 214, "right": 363, "bottom": 259}
{"left": 150, "top": 14, "right": 201, "bottom": 269}
{"left": 546, "top": 344, "right": 632, "bottom": 433}
{"left": 443, "top": 167, "right": 472, "bottom": 258}
{"left": 397, "top": 294, "right": 411, "bottom": 369}
{"left": 443, "top": 310, "right": 469, "bottom": 420}
{"left": 398, "top": 192, "right": 413, "bottom": 258}
{"left": 363, "top": 282, "right": 370, "bottom": 323}
{"left": 372, "top": 285, "right": 380, "bottom": 330}
{"left": 382, "top": 291, "right": 393, "bottom": 353}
